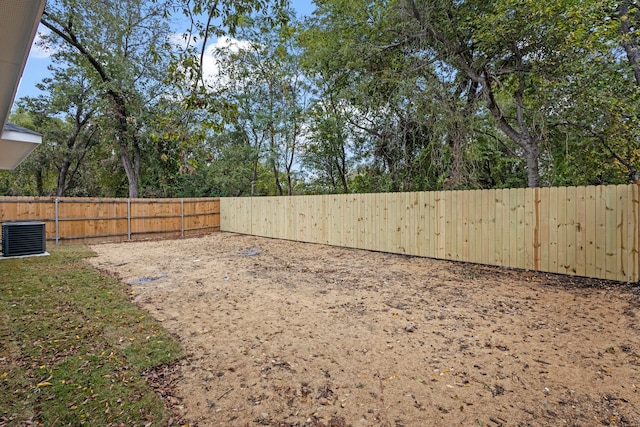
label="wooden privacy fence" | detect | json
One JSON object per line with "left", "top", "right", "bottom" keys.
{"left": 221, "top": 185, "right": 640, "bottom": 282}
{"left": 0, "top": 197, "right": 220, "bottom": 244}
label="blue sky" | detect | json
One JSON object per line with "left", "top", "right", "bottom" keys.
{"left": 15, "top": 0, "right": 316, "bottom": 103}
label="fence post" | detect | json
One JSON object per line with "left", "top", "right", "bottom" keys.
{"left": 55, "top": 198, "right": 59, "bottom": 246}
{"left": 181, "top": 199, "right": 184, "bottom": 237}
{"left": 127, "top": 199, "right": 131, "bottom": 241}
{"left": 534, "top": 188, "right": 540, "bottom": 271}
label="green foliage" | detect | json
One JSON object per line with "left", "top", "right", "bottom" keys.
{"left": 6, "top": 0, "right": 640, "bottom": 197}
{"left": 0, "top": 109, "right": 61, "bottom": 195}
{"left": 40, "top": 0, "right": 179, "bottom": 198}
{"left": 208, "top": 11, "right": 312, "bottom": 196}
{"left": 0, "top": 245, "right": 183, "bottom": 425}
{"left": 297, "top": 0, "right": 640, "bottom": 190}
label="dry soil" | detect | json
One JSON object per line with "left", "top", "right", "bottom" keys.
{"left": 88, "top": 232, "right": 640, "bottom": 427}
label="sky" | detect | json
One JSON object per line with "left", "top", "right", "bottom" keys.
{"left": 14, "top": 0, "right": 316, "bottom": 103}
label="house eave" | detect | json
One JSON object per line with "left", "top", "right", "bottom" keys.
{"left": 0, "top": 127, "right": 42, "bottom": 170}
{"left": 0, "top": 0, "right": 47, "bottom": 169}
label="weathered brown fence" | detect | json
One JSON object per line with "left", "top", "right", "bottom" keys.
{"left": 221, "top": 185, "right": 639, "bottom": 282}
{"left": 0, "top": 197, "right": 220, "bottom": 244}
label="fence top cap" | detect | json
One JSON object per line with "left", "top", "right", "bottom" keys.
{"left": 2, "top": 221, "right": 45, "bottom": 226}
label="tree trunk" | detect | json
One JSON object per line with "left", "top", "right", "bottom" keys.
{"left": 286, "top": 173, "right": 293, "bottom": 196}
{"left": 271, "top": 159, "right": 283, "bottom": 196}
{"left": 619, "top": 2, "right": 640, "bottom": 86}
{"left": 120, "top": 143, "right": 140, "bottom": 198}
{"left": 446, "top": 123, "right": 465, "bottom": 189}
{"left": 285, "top": 126, "right": 297, "bottom": 196}
{"left": 57, "top": 156, "right": 71, "bottom": 196}
{"left": 524, "top": 140, "right": 541, "bottom": 188}
{"left": 251, "top": 164, "right": 259, "bottom": 196}
{"left": 35, "top": 168, "right": 44, "bottom": 196}
{"left": 269, "top": 119, "right": 283, "bottom": 196}
{"left": 112, "top": 94, "right": 141, "bottom": 198}
{"left": 338, "top": 156, "right": 349, "bottom": 194}
{"left": 482, "top": 70, "right": 541, "bottom": 187}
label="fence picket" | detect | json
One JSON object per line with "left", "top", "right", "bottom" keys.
{"left": 494, "top": 190, "right": 504, "bottom": 266}
{"left": 565, "top": 187, "right": 577, "bottom": 276}
{"left": 508, "top": 188, "right": 518, "bottom": 269}
{"left": 556, "top": 186, "right": 568, "bottom": 274}
{"left": 524, "top": 189, "right": 536, "bottom": 271}
{"left": 574, "top": 187, "right": 586, "bottom": 277}
{"left": 516, "top": 188, "right": 526, "bottom": 270}
{"left": 618, "top": 185, "right": 630, "bottom": 281}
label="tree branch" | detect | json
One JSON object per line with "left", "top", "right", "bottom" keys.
{"left": 199, "top": 0, "right": 220, "bottom": 87}
{"left": 559, "top": 121, "right": 640, "bottom": 181}
{"left": 41, "top": 13, "right": 111, "bottom": 85}
{"left": 482, "top": 68, "right": 525, "bottom": 149}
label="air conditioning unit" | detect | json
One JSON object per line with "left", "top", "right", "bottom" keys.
{"left": 2, "top": 222, "right": 46, "bottom": 257}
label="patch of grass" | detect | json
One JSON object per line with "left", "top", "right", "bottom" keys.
{"left": 0, "top": 245, "right": 184, "bottom": 426}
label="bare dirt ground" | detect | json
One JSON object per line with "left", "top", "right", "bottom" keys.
{"left": 87, "top": 232, "right": 640, "bottom": 427}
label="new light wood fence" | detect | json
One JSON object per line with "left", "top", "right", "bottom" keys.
{"left": 0, "top": 197, "right": 220, "bottom": 245}
{"left": 221, "top": 185, "right": 639, "bottom": 282}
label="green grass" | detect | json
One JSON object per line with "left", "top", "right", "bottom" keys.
{"left": 0, "top": 245, "right": 184, "bottom": 426}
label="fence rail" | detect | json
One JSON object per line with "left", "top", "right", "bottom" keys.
{"left": 221, "top": 185, "right": 640, "bottom": 282}
{"left": 0, "top": 197, "right": 220, "bottom": 244}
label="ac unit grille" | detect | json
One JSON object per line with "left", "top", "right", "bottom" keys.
{"left": 2, "top": 222, "right": 46, "bottom": 257}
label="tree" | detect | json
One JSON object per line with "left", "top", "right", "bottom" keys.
{"left": 40, "top": 0, "right": 175, "bottom": 198}
{"left": 0, "top": 109, "right": 58, "bottom": 196}
{"left": 303, "top": 96, "right": 352, "bottom": 193}
{"left": 301, "top": 0, "right": 640, "bottom": 189}
{"left": 212, "top": 13, "right": 311, "bottom": 195}
{"left": 301, "top": 0, "right": 482, "bottom": 191}
{"left": 618, "top": 0, "right": 640, "bottom": 86}
{"left": 395, "top": 0, "right": 581, "bottom": 187}
{"left": 19, "top": 66, "right": 100, "bottom": 196}
{"left": 521, "top": 0, "right": 640, "bottom": 184}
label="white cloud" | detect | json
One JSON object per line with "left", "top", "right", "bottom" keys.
{"left": 210, "top": 36, "right": 253, "bottom": 54}
{"left": 165, "top": 35, "right": 255, "bottom": 94}
{"left": 200, "top": 36, "right": 253, "bottom": 89}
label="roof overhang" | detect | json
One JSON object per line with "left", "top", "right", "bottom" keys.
{"left": 0, "top": 123, "right": 42, "bottom": 170}
{"left": 0, "top": 0, "right": 47, "bottom": 170}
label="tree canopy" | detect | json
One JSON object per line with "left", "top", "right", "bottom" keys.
{"left": 3, "top": 0, "right": 639, "bottom": 197}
